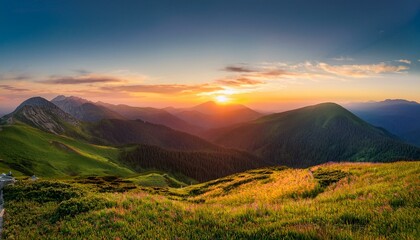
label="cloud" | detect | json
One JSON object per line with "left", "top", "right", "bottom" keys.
{"left": 396, "top": 59, "right": 411, "bottom": 64}
{"left": 101, "top": 83, "right": 222, "bottom": 94}
{"left": 317, "top": 62, "right": 408, "bottom": 77}
{"left": 331, "top": 56, "right": 354, "bottom": 61}
{"left": 0, "top": 73, "right": 31, "bottom": 81}
{"left": 72, "top": 69, "right": 92, "bottom": 75}
{"left": 224, "top": 65, "right": 254, "bottom": 73}
{"left": 216, "top": 77, "right": 264, "bottom": 86}
{"left": 0, "top": 84, "right": 29, "bottom": 92}
{"left": 39, "top": 75, "right": 122, "bottom": 84}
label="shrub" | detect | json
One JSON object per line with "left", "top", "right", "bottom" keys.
{"left": 51, "top": 197, "right": 114, "bottom": 222}
{"left": 4, "top": 181, "right": 81, "bottom": 203}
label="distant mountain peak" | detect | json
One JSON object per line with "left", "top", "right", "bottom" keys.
{"left": 383, "top": 99, "right": 418, "bottom": 105}
{"left": 1, "top": 97, "right": 79, "bottom": 135}
{"left": 15, "top": 97, "right": 56, "bottom": 112}
{"left": 51, "top": 95, "right": 67, "bottom": 102}
{"left": 52, "top": 95, "right": 90, "bottom": 105}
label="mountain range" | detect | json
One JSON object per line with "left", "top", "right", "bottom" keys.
{"left": 346, "top": 99, "right": 420, "bottom": 146}
{"left": 0, "top": 96, "right": 419, "bottom": 181}
{"left": 0, "top": 96, "right": 267, "bottom": 180}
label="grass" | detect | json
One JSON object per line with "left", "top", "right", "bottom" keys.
{"left": 128, "top": 172, "right": 190, "bottom": 188}
{"left": 0, "top": 124, "right": 133, "bottom": 177}
{"left": 3, "top": 161, "right": 419, "bottom": 239}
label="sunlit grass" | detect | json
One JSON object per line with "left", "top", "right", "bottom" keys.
{"left": 3, "top": 161, "right": 419, "bottom": 239}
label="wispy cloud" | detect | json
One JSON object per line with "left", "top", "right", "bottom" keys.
{"left": 72, "top": 69, "right": 92, "bottom": 75}
{"left": 101, "top": 83, "right": 222, "bottom": 94}
{"left": 221, "top": 61, "right": 409, "bottom": 82}
{"left": 216, "top": 77, "right": 264, "bottom": 86}
{"left": 0, "top": 84, "right": 29, "bottom": 92}
{"left": 317, "top": 62, "right": 408, "bottom": 78}
{"left": 331, "top": 56, "right": 354, "bottom": 61}
{"left": 396, "top": 59, "right": 411, "bottom": 64}
{"left": 0, "top": 73, "right": 31, "bottom": 81}
{"left": 39, "top": 75, "right": 122, "bottom": 84}
{"left": 223, "top": 65, "right": 254, "bottom": 73}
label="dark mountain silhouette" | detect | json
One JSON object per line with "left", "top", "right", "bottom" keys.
{"left": 167, "top": 101, "right": 263, "bottom": 129}
{"left": 206, "top": 103, "right": 420, "bottom": 167}
{"left": 96, "top": 101, "right": 202, "bottom": 134}
{"left": 347, "top": 99, "right": 420, "bottom": 146}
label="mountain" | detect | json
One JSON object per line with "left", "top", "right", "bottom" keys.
{"left": 0, "top": 97, "right": 79, "bottom": 135}
{"left": 167, "top": 101, "right": 263, "bottom": 129}
{"left": 96, "top": 102, "right": 202, "bottom": 134}
{"left": 205, "top": 102, "right": 420, "bottom": 167}
{"left": 83, "top": 118, "right": 218, "bottom": 151}
{"left": 346, "top": 99, "right": 420, "bottom": 146}
{"left": 51, "top": 95, "right": 124, "bottom": 122}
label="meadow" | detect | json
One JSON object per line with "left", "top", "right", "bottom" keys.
{"left": 3, "top": 161, "right": 419, "bottom": 239}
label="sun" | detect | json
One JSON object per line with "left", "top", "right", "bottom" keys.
{"left": 215, "top": 95, "right": 230, "bottom": 104}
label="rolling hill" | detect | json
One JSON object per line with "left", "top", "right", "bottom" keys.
{"left": 205, "top": 102, "right": 420, "bottom": 167}
{"left": 0, "top": 123, "right": 133, "bottom": 177}
{"left": 347, "top": 99, "right": 420, "bottom": 146}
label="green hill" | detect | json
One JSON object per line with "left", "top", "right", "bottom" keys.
{"left": 206, "top": 103, "right": 420, "bottom": 167}
{"left": 0, "top": 123, "right": 133, "bottom": 177}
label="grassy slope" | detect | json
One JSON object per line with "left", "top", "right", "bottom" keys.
{"left": 0, "top": 124, "right": 133, "bottom": 177}
{"left": 3, "top": 161, "right": 419, "bottom": 239}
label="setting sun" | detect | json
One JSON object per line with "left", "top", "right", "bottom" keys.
{"left": 215, "top": 95, "right": 229, "bottom": 103}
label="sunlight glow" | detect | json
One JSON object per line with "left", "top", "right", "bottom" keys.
{"left": 215, "top": 95, "right": 229, "bottom": 103}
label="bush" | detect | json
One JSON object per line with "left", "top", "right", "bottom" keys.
{"left": 51, "top": 197, "right": 114, "bottom": 222}
{"left": 4, "top": 181, "right": 81, "bottom": 203}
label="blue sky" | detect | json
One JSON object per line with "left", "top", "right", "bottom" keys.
{"left": 0, "top": 0, "right": 419, "bottom": 113}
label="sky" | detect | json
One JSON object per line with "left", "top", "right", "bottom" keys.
{"left": 1, "top": 0, "right": 420, "bottom": 114}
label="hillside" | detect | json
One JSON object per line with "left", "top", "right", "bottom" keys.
{"left": 347, "top": 99, "right": 420, "bottom": 146}
{"left": 168, "top": 101, "right": 263, "bottom": 129}
{"left": 3, "top": 161, "right": 419, "bottom": 239}
{"left": 119, "top": 144, "right": 267, "bottom": 182}
{"left": 206, "top": 103, "right": 420, "bottom": 167}
{"left": 0, "top": 124, "right": 133, "bottom": 177}
{"left": 51, "top": 96, "right": 125, "bottom": 122}
{"left": 83, "top": 119, "right": 219, "bottom": 151}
